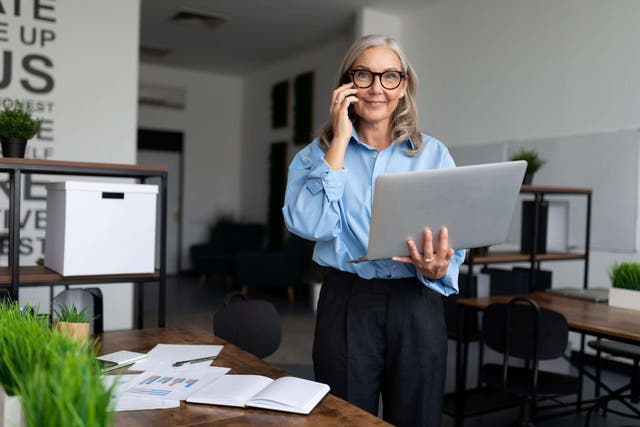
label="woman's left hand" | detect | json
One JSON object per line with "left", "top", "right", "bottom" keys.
{"left": 392, "top": 226, "right": 455, "bottom": 280}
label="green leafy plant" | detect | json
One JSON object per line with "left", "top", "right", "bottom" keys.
{"left": 0, "top": 301, "right": 50, "bottom": 396}
{"left": 609, "top": 262, "right": 640, "bottom": 291}
{"left": 0, "top": 301, "right": 114, "bottom": 426}
{"left": 0, "top": 103, "right": 42, "bottom": 139}
{"left": 510, "top": 148, "right": 546, "bottom": 174}
{"left": 54, "top": 304, "right": 92, "bottom": 323}
{"left": 16, "top": 329, "right": 115, "bottom": 427}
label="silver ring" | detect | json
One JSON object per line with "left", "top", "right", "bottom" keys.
{"left": 424, "top": 257, "right": 434, "bottom": 263}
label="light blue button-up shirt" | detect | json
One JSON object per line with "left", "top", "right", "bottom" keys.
{"left": 282, "top": 128, "right": 465, "bottom": 296}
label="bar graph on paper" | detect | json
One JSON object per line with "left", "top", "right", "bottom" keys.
{"left": 126, "top": 375, "right": 201, "bottom": 396}
{"left": 122, "top": 367, "right": 229, "bottom": 401}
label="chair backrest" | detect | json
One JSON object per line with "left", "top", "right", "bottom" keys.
{"left": 52, "top": 288, "right": 103, "bottom": 334}
{"left": 483, "top": 297, "right": 568, "bottom": 361}
{"left": 210, "top": 222, "right": 265, "bottom": 253}
{"left": 213, "top": 292, "right": 281, "bottom": 359}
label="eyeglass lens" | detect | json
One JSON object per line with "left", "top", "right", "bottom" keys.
{"left": 351, "top": 70, "right": 403, "bottom": 89}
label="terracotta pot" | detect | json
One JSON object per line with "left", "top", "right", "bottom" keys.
{"left": 0, "top": 136, "right": 28, "bottom": 158}
{"left": 55, "top": 321, "right": 90, "bottom": 343}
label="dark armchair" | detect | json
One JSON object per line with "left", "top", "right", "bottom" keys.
{"left": 190, "top": 222, "right": 265, "bottom": 288}
{"left": 235, "top": 234, "right": 309, "bottom": 302}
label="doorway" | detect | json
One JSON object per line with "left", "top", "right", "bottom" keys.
{"left": 137, "top": 129, "right": 184, "bottom": 275}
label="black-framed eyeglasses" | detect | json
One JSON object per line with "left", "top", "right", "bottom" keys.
{"left": 348, "top": 69, "right": 407, "bottom": 90}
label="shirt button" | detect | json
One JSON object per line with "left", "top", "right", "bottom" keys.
{"left": 372, "top": 153, "right": 377, "bottom": 159}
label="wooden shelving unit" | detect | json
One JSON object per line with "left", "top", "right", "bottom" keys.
{"left": 465, "top": 184, "right": 593, "bottom": 291}
{"left": 449, "top": 184, "right": 593, "bottom": 426}
{"left": 0, "top": 158, "right": 168, "bottom": 328}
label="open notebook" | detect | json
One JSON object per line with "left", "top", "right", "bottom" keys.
{"left": 186, "top": 375, "right": 330, "bottom": 415}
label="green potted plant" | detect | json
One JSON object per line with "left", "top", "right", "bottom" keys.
{"left": 510, "top": 148, "right": 546, "bottom": 185}
{"left": 0, "top": 301, "right": 113, "bottom": 427}
{"left": 0, "top": 103, "right": 42, "bottom": 158}
{"left": 608, "top": 262, "right": 640, "bottom": 310}
{"left": 53, "top": 304, "right": 92, "bottom": 343}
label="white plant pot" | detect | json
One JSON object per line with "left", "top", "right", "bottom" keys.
{"left": 310, "top": 281, "right": 322, "bottom": 314}
{"left": 608, "top": 287, "right": 640, "bottom": 311}
{"left": 0, "top": 385, "right": 26, "bottom": 427}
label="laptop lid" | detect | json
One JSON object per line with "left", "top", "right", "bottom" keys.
{"left": 352, "top": 160, "right": 526, "bottom": 262}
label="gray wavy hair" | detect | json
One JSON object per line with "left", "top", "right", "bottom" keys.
{"left": 318, "top": 34, "right": 422, "bottom": 155}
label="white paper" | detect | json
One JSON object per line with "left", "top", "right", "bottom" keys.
{"left": 121, "top": 365, "right": 230, "bottom": 402}
{"left": 130, "top": 344, "right": 223, "bottom": 370}
{"left": 103, "top": 375, "right": 180, "bottom": 412}
{"left": 187, "top": 375, "right": 273, "bottom": 408}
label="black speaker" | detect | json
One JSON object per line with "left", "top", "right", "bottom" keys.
{"left": 521, "top": 200, "right": 548, "bottom": 253}
{"left": 85, "top": 288, "right": 104, "bottom": 334}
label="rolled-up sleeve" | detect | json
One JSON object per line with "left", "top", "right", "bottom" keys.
{"left": 282, "top": 141, "right": 347, "bottom": 241}
{"left": 416, "top": 248, "right": 465, "bottom": 296}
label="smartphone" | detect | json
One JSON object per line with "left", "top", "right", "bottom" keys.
{"left": 341, "top": 74, "right": 357, "bottom": 122}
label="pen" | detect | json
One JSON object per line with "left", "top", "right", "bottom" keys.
{"left": 172, "top": 355, "right": 218, "bottom": 367}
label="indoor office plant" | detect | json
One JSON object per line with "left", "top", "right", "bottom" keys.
{"left": 510, "top": 148, "right": 546, "bottom": 185}
{"left": 53, "top": 304, "right": 92, "bottom": 343}
{"left": 0, "top": 302, "right": 47, "bottom": 427}
{"left": 0, "top": 301, "right": 113, "bottom": 427}
{"left": 0, "top": 103, "right": 42, "bottom": 158}
{"left": 608, "top": 261, "right": 640, "bottom": 310}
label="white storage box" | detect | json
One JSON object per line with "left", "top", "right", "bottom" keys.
{"left": 44, "top": 181, "right": 158, "bottom": 276}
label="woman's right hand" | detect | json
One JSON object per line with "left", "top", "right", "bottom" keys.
{"left": 330, "top": 83, "right": 359, "bottom": 144}
{"left": 325, "top": 83, "right": 358, "bottom": 170}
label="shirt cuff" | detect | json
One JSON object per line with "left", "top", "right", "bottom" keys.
{"left": 305, "top": 157, "right": 347, "bottom": 202}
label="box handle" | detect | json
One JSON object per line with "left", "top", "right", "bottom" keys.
{"left": 102, "top": 192, "right": 124, "bottom": 199}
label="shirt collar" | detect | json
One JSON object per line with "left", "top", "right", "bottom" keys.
{"left": 350, "top": 126, "right": 416, "bottom": 150}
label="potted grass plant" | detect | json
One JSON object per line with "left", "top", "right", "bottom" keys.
{"left": 510, "top": 148, "right": 546, "bottom": 185}
{"left": 0, "top": 103, "right": 42, "bottom": 158}
{"left": 0, "top": 301, "right": 114, "bottom": 427}
{"left": 608, "top": 262, "right": 640, "bottom": 310}
{"left": 53, "top": 304, "right": 92, "bottom": 343}
{"left": 0, "top": 302, "right": 46, "bottom": 427}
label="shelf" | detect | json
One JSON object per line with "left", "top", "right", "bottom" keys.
{"left": 466, "top": 251, "right": 586, "bottom": 264}
{"left": 520, "top": 184, "right": 592, "bottom": 195}
{"left": 0, "top": 266, "right": 160, "bottom": 287}
{"left": 0, "top": 158, "right": 167, "bottom": 177}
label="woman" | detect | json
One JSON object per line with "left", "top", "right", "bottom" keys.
{"left": 282, "top": 34, "right": 465, "bottom": 427}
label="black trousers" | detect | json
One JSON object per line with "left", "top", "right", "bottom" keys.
{"left": 313, "top": 268, "right": 448, "bottom": 427}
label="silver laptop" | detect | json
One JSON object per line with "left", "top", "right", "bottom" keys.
{"left": 350, "top": 161, "right": 527, "bottom": 262}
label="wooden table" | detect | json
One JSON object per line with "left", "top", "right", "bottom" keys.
{"left": 457, "top": 292, "right": 640, "bottom": 344}
{"left": 99, "top": 325, "right": 389, "bottom": 426}
{"left": 451, "top": 291, "right": 640, "bottom": 427}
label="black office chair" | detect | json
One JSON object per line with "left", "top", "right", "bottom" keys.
{"left": 213, "top": 292, "right": 281, "bottom": 359}
{"left": 481, "top": 297, "right": 579, "bottom": 426}
{"left": 585, "top": 339, "right": 640, "bottom": 426}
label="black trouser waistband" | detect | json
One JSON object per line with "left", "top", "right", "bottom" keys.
{"left": 326, "top": 267, "right": 427, "bottom": 296}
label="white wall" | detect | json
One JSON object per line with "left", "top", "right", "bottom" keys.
{"left": 354, "top": 8, "right": 402, "bottom": 40}
{"left": 400, "top": 0, "right": 640, "bottom": 146}
{"left": 138, "top": 64, "right": 244, "bottom": 269}
{"left": 396, "top": 0, "right": 640, "bottom": 290}
{"left": 1, "top": 0, "right": 140, "bottom": 330}
{"left": 241, "top": 35, "right": 352, "bottom": 222}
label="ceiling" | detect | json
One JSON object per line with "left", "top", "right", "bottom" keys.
{"left": 139, "top": 0, "right": 428, "bottom": 75}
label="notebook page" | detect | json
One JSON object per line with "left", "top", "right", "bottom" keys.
{"left": 248, "top": 377, "right": 329, "bottom": 413}
{"left": 187, "top": 375, "right": 272, "bottom": 408}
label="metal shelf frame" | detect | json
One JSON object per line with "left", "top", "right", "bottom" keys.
{"left": 0, "top": 158, "right": 168, "bottom": 328}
